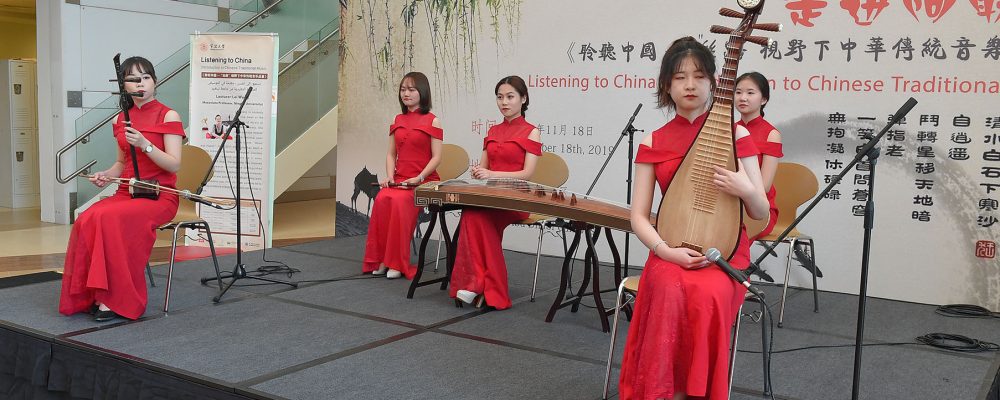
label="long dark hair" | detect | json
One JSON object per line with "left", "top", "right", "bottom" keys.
{"left": 655, "top": 37, "right": 716, "bottom": 110}
{"left": 398, "top": 72, "right": 432, "bottom": 114}
{"left": 120, "top": 56, "right": 157, "bottom": 110}
{"left": 735, "top": 71, "right": 770, "bottom": 116}
{"left": 494, "top": 75, "right": 529, "bottom": 116}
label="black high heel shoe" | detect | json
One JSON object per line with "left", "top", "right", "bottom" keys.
{"left": 93, "top": 309, "right": 120, "bottom": 322}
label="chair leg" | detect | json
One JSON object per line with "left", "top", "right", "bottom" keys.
{"left": 433, "top": 224, "right": 444, "bottom": 273}
{"left": 603, "top": 280, "right": 628, "bottom": 400}
{"left": 778, "top": 238, "right": 797, "bottom": 328}
{"left": 201, "top": 222, "right": 224, "bottom": 289}
{"left": 729, "top": 302, "right": 744, "bottom": 398}
{"left": 759, "top": 295, "right": 772, "bottom": 396}
{"left": 530, "top": 223, "right": 545, "bottom": 302}
{"left": 807, "top": 239, "right": 819, "bottom": 313}
{"left": 146, "top": 263, "right": 156, "bottom": 287}
{"left": 164, "top": 225, "right": 182, "bottom": 313}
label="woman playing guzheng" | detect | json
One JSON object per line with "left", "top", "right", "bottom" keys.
{"left": 735, "top": 71, "right": 783, "bottom": 241}
{"left": 363, "top": 72, "right": 443, "bottom": 280}
{"left": 618, "top": 37, "right": 769, "bottom": 399}
{"left": 59, "top": 56, "right": 185, "bottom": 322}
{"left": 450, "top": 75, "right": 541, "bottom": 310}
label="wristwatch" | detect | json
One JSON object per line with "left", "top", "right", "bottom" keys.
{"left": 143, "top": 144, "right": 154, "bottom": 154}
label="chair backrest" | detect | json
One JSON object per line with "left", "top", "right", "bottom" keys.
{"left": 771, "top": 162, "right": 819, "bottom": 230}
{"left": 437, "top": 143, "right": 469, "bottom": 181}
{"left": 746, "top": 162, "right": 819, "bottom": 237}
{"left": 529, "top": 152, "right": 570, "bottom": 188}
{"left": 176, "top": 144, "right": 214, "bottom": 193}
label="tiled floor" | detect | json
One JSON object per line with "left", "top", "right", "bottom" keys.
{"left": 0, "top": 198, "right": 336, "bottom": 278}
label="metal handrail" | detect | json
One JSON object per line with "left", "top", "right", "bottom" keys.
{"left": 56, "top": 0, "right": 287, "bottom": 183}
{"left": 278, "top": 24, "right": 340, "bottom": 76}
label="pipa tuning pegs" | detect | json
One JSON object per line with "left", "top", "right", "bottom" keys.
{"left": 710, "top": 25, "right": 734, "bottom": 35}
{"left": 753, "top": 22, "right": 782, "bottom": 32}
{"left": 719, "top": 7, "right": 745, "bottom": 18}
{"left": 747, "top": 36, "right": 770, "bottom": 47}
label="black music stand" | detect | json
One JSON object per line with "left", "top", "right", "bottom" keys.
{"left": 198, "top": 87, "right": 298, "bottom": 301}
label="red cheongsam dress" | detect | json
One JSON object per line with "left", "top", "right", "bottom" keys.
{"left": 618, "top": 112, "right": 760, "bottom": 400}
{"left": 738, "top": 116, "right": 783, "bottom": 240}
{"left": 448, "top": 116, "right": 541, "bottom": 310}
{"left": 59, "top": 99, "right": 185, "bottom": 320}
{"left": 363, "top": 111, "right": 442, "bottom": 279}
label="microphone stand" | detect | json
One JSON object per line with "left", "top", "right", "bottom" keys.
{"left": 585, "top": 103, "right": 643, "bottom": 277}
{"left": 744, "top": 98, "right": 917, "bottom": 400}
{"left": 197, "top": 87, "right": 298, "bottom": 302}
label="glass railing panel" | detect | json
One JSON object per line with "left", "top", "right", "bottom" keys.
{"left": 275, "top": 20, "right": 339, "bottom": 153}
{"left": 69, "top": 1, "right": 339, "bottom": 208}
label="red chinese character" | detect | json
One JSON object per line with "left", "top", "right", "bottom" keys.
{"left": 903, "top": 0, "right": 956, "bottom": 22}
{"left": 841, "top": 0, "right": 891, "bottom": 25}
{"left": 969, "top": 0, "right": 1000, "bottom": 22}
{"left": 787, "top": 0, "right": 829, "bottom": 27}
{"left": 976, "top": 240, "right": 996, "bottom": 258}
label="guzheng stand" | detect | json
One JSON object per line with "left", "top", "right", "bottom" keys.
{"left": 407, "top": 206, "right": 624, "bottom": 333}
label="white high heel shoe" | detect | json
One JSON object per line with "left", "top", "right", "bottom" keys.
{"left": 456, "top": 289, "right": 485, "bottom": 307}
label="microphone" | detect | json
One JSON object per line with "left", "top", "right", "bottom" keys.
{"left": 181, "top": 190, "right": 226, "bottom": 210}
{"left": 889, "top": 97, "right": 917, "bottom": 125}
{"left": 706, "top": 248, "right": 764, "bottom": 298}
{"left": 621, "top": 103, "right": 642, "bottom": 135}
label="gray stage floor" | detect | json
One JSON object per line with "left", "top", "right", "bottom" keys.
{"left": 1, "top": 235, "right": 997, "bottom": 400}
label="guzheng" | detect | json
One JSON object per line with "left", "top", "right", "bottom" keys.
{"left": 413, "top": 179, "right": 652, "bottom": 232}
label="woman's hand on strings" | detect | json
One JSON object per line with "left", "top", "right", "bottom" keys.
{"left": 378, "top": 179, "right": 394, "bottom": 189}
{"left": 712, "top": 166, "right": 756, "bottom": 199}
{"left": 472, "top": 166, "right": 493, "bottom": 180}
{"left": 123, "top": 127, "right": 150, "bottom": 150}
{"left": 656, "top": 245, "right": 710, "bottom": 269}
{"left": 401, "top": 176, "right": 422, "bottom": 185}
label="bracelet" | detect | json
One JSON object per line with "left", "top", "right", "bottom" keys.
{"left": 651, "top": 240, "right": 667, "bottom": 253}
{"left": 416, "top": 174, "right": 424, "bottom": 181}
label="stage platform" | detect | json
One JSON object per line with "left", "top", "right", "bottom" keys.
{"left": 1, "top": 235, "right": 998, "bottom": 399}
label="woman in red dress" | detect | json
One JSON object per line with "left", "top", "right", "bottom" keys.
{"left": 363, "top": 72, "right": 443, "bottom": 280}
{"left": 450, "top": 75, "right": 541, "bottom": 309}
{"left": 618, "top": 37, "right": 769, "bottom": 399}
{"left": 59, "top": 57, "right": 185, "bottom": 322}
{"left": 735, "top": 72, "right": 783, "bottom": 240}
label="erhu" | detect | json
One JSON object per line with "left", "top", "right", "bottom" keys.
{"left": 655, "top": 0, "right": 779, "bottom": 260}
{"left": 111, "top": 53, "right": 159, "bottom": 200}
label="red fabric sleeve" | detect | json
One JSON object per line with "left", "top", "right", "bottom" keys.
{"left": 735, "top": 136, "right": 760, "bottom": 158}
{"left": 634, "top": 144, "right": 683, "bottom": 164}
{"left": 757, "top": 141, "right": 783, "bottom": 158}
{"left": 511, "top": 137, "right": 542, "bottom": 156}
{"left": 145, "top": 121, "right": 186, "bottom": 137}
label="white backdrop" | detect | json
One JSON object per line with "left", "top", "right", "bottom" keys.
{"left": 337, "top": 0, "right": 999, "bottom": 309}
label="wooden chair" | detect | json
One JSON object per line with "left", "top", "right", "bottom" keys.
{"left": 749, "top": 162, "right": 820, "bottom": 327}
{"left": 147, "top": 144, "right": 224, "bottom": 312}
{"left": 523, "top": 152, "right": 570, "bottom": 301}
{"left": 602, "top": 276, "right": 771, "bottom": 398}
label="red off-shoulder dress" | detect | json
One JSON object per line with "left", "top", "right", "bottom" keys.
{"left": 362, "top": 112, "right": 442, "bottom": 279}
{"left": 59, "top": 100, "right": 185, "bottom": 320}
{"left": 448, "top": 116, "right": 541, "bottom": 310}
{"left": 619, "top": 112, "right": 760, "bottom": 400}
